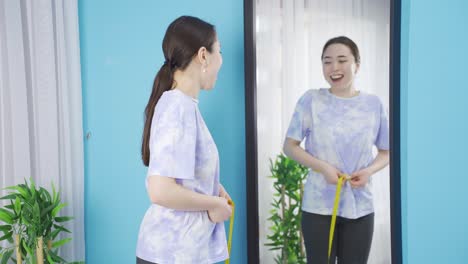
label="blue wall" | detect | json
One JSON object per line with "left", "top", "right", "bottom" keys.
{"left": 401, "top": 0, "right": 468, "bottom": 263}
{"left": 78, "top": 1, "right": 246, "bottom": 263}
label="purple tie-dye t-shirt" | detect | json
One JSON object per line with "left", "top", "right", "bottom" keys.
{"left": 136, "top": 89, "right": 228, "bottom": 263}
{"left": 286, "top": 88, "right": 389, "bottom": 219}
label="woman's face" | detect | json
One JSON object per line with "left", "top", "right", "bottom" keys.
{"left": 322, "top": 43, "right": 359, "bottom": 90}
{"left": 201, "top": 39, "right": 223, "bottom": 90}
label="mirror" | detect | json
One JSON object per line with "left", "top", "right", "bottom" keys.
{"left": 244, "top": 0, "right": 402, "bottom": 263}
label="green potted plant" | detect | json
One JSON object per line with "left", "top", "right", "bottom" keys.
{"left": 0, "top": 179, "right": 82, "bottom": 264}
{"left": 265, "top": 153, "right": 309, "bottom": 264}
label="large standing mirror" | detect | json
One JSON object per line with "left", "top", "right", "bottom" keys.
{"left": 244, "top": 0, "right": 402, "bottom": 263}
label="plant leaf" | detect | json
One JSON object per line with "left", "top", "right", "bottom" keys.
{"left": 14, "top": 197, "right": 21, "bottom": 215}
{"left": 33, "top": 201, "right": 40, "bottom": 223}
{"left": 41, "top": 204, "right": 56, "bottom": 218}
{"left": 0, "top": 231, "right": 12, "bottom": 242}
{"left": 22, "top": 240, "right": 34, "bottom": 260}
{"left": 50, "top": 229, "right": 61, "bottom": 240}
{"left": 0, "top": 209, "right": 13, "bottom": 224}
{"left": 51, "top": 203, "right": 67, "bottom": 218}
{"left": 29, "top": 178, "right": 36, "bottom": 199}
{"left": 0, "top": 225, "right": 11, "bottom": 232}
{"left": 46, "top": 252, "right": 56, "bottom": 264}
{"left": 51, "top": 237, "right": 72, "bottom": 248}
{"left": 47, "top": 249, "right": 66, "bottom": 263}
{"left": 55, "top": 216, "right": 73, "bottom": 223}
{"left": 52, "top": 183, "right": 58, "bottom": 205}
{"left": 0, "top": 249, "right": 13, "bottom": 264}
{"left": 40, "top": 187, "right": 52, "bottom": 202}
{"left": 53, "top": 224, "right": 71, "bottom": 233}
{"left": 6, "top": 186, "right": 30, "bottom": 199}
{"left": 0, "top": 194, "right": 18, "bottom": 200}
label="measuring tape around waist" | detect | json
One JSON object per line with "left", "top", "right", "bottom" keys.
{"left": 225, "top": 200, "right": 235, "bottom": 264}
{"left": 328, "top": 174, "right": 350, "bottom": 262}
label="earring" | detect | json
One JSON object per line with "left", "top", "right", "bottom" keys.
{"left": 202, "top": 68, "right": 206, "bottom": 73}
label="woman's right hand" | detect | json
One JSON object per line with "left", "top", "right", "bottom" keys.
{"left": 208, "top": 197, "right": 232, "bottom": 223}
{"left": 318, "top": 162, "right": 342, "bottom": 184}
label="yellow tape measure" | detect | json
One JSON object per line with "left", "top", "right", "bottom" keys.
{"left": 328, "top": 174, "right": 350, "bottom": 262}
{"left": 225, "top": 200, "right": 235, "bottom": 264}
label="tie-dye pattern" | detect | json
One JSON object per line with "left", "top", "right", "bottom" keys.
{"left": 136, "top": 89, "right": 228, "bottom": 263}
{"left": 286, "top": 88, "right": 389, "bottom": 219}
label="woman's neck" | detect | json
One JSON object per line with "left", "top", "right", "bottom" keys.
{"left": 173, "top": 69, "right": 201, "bottom": 99}
{"left": 329, "top": 85, "right": 359, "bottom": 98}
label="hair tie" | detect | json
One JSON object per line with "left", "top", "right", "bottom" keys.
{"left": 164, "top": 59, "right": 177, "bottom": 69}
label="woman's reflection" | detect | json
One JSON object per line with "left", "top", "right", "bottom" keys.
{"left": 283, "top": 36, "right": 390, "bottom": 263}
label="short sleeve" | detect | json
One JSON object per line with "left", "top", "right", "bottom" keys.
{"left": 375, "top": 99, "right": 390, "bottom": 150}
{"left": 286, "top": 91, "right": 312, "bottom": 142}
{"left": 147, "top": 101, "right": 196, "bottom": 180}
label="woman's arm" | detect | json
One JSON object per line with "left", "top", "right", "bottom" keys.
{"left": 350, "top": 149, "right": 390, "bottom": 187}
{"left": 283, "top": 138, "right": 325, "bottom": 171}
{"left": 283, "top": 138, "right": 343, "bottom": 184}
{"left": 147, "top": 175, "right": 229, "bottom": 212}
{"left": 367, "top": 149, "right": 390, "bottom": 174}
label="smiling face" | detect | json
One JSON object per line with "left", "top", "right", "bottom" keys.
{"left": 322, "top": 43, "right": 360, "bottom": 91}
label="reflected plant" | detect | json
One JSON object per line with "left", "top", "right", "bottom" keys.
{"left": 265, "top": 153, "right": 308, "bottom": 264}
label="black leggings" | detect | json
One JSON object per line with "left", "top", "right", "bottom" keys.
{"left": 136, "top": 257, "right": 156, "bottom": 264}
{"left": 301, "top": 211, "right": 374, "bottom": 264}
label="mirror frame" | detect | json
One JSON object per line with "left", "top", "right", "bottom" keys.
{"left": 243, "top": 0, "right": 403, "bottom": 263}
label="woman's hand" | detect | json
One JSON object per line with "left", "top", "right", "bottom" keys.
{"left": 208, "top": 196, "right": 232, "bottom": 223}
{"left": 350, "top": 168, "right": 372, "bottom": 188}
{"left": 319, "top": 162, "right": 343, "bottom": 185}
{"left": 219, "top": 184, "right": 232, "bottom": 201}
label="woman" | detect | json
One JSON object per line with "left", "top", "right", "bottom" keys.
{"left": 136, "top": 16, "right": 232, "bottom": 264}
{"left": 283, "top": 36, "right": 390, "bottom": 263}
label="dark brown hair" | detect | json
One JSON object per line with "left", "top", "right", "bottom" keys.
{"left": 321, "top": 36, "right": 360, "bottom": 64}
{"left": 141, "top": 16, "right": 216, "bottom": 166}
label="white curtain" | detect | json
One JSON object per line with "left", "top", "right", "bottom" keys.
{"left": 0, "top": 0, "right": 85, "bottom": 262}
{"left": 256, "top": 0, "right": 390, "bottom": 263}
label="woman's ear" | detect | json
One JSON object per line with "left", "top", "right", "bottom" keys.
{"left": 355, "top": 63, "right": 360, "bottom": 74}
{"left": 197, "top": 46, "right": 208, "bottom": 66}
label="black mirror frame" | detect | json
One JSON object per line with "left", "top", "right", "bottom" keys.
{"left": 243, "top": 1, "right": 403, "bottom": 263}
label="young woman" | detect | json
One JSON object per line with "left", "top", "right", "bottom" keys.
{"left": 136, "top": 16, "right": 232, "bottom": 264}
{"left": 283, "top": 36, "right": 390, "bottom": 263}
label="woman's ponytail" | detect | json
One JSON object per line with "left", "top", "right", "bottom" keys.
{"left": 141, "top": 63, "right": 174, "bottom": 166}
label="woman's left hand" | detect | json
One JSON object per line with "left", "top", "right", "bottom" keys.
{"left": 219, "top": 184, "right": 232, "bottom": 201}
{"left": 349, "top": 168, "right": 372, "bottom": 188}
